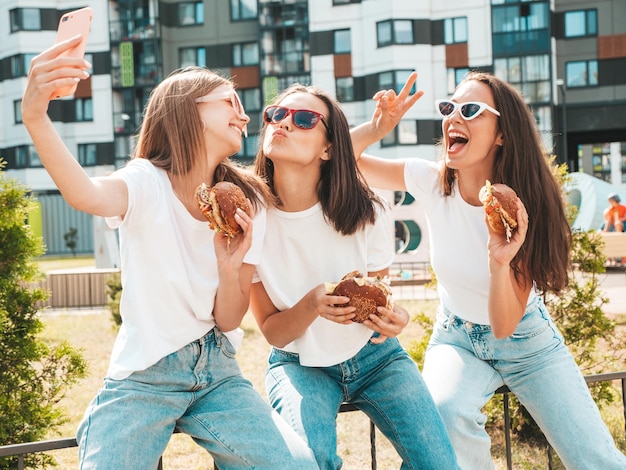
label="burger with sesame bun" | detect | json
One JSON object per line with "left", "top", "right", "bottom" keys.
{"left": 195, "top": 181, "right": 251, "bottom": 238}
{"left": 478, "top": 180, "right": 519, "bottom": 242}
{"left": 326, "top": 270, "right": 393, "bottom": 323}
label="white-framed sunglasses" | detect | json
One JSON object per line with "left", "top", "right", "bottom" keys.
{"left": 195, "top": 89, "right": 247, "bottom": 136}
{"left": 435, "top": 100, "right": 500, "bottom": 121}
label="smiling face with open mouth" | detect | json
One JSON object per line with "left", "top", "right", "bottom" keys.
{"left": 440, "top": 80, "right": 503, "bottom": 173}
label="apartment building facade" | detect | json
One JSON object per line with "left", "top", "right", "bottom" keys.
{"left": 1, "top": 0, "right": 625, "bottom": 258}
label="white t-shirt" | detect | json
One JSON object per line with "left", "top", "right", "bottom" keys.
{"left": 254, "top": 202, "right": 394, "bottom": 367}
{"left": 105, "top": 159, "right": 265, "bottom": 379}
{"left": 404, "top": 158, "right": 536, "bottom": 325}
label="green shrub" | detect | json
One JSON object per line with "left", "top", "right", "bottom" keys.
{"left": 0, "top": 161, "right": 87, "bottom": 468}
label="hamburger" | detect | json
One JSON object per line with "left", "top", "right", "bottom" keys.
{"left": 195, "top": 181, "right": 251, "bottom": 238}
{"left": 326, "top": 270, "right": 393, "bottom": 323}
{"left": 478, "top": 180, "right": 518, "bottom": 242}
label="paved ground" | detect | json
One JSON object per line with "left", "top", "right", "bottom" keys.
{"left": 596, "top": 267, "right": 626, "bottom": 316}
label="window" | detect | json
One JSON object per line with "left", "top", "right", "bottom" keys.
{"left": 14, "top": 100, "right": 22, "bottom": 124}
{"left": 10, "top": 8, "right": 41, "bottom": 32}
{"left": 494, "top": 57, "right": 521, "bottom": 84}
{"left": 492, "top": 4, "right": 548, "bottom": 33}
{"left": 239, "top": 88, "right": 261, "bottom": 112}
{"left": 240, "top": 134, "right": 258, "bottom": 160}
{"left": 333, "top": 0, "right": 361, "bottom": 4}
{"left": 564, "top": 10, "right": 597, "bottom": 38}
{"left": 76, "top": 98, "right": 93, "bottom": 122}
{"left": 444, "top": 17, "right": 467, "bottom": 44}
{"left": 377, "top": 20, "right": 413, "bottom": 47}
{"left": 378, "top": 70, "right": 415, "bottom": 94}
{"left": 178, "top": 2, "right": 204, "bottom": 26}
{"left": 180, "top": 47, "right": 207, "bottom": 68}
{"left": 334, "top": 29, "right": 351, "bottom": 54}
{"left": 10, "top": 54, "right": 36, "bottom": 78}
{"left": 233, "top": 42, "right": 259, "bottom": 66}
{"left": 15, "top": 145, "right": 41, "bottom": 168}
{"left": 446, "top": 68, "right": 469, "bottom": 94}
{"left": 381, "top": 121, "right": 418, "bottom": 147}
{"left": 494, "top": 55, "right": 550, "bottom": 103}
{"left": 231, "top": 0, "right": 257, "bottom": 21}
{"left": 336, "top": 77, "right": 354, "bottom": 102}
{"left": 78, "top": 144, "right": 97, "bottom": 166}
{"left": 566, "top": 60, "right": 598, "bottom": 88}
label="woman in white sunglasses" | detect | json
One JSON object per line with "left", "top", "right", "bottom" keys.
{"left": 21, "top": 37, "right": 317, "bottom": 469}
{"left": 251, "top": 84, "right": 459, "bottom": 469}
{"left": 351, "top": 71, "right": 626, "bottom": 469}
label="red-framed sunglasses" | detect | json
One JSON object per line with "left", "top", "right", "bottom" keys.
{"left": 263, "top": 106, "right": 329, "bottom": 132}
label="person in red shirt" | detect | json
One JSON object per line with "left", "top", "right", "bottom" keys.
{"left": 603, "top": 193, "right": 626, "bottom": 232}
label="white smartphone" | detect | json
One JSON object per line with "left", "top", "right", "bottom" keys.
{"left": 53, "top": 7, "right": 93, "bottom": 99}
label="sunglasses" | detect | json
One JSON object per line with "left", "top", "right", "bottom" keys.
{"left": 263, "top": 106, "right": 329, "bottom": 132}
{"left": 196, "top": 90, "right": 245, "bottom": 116}
{"left": 435, "top": 100, "right": 500, "bottom": 120}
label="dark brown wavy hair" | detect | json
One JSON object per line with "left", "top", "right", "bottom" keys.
{"left": 439, "top": 71, "right": 571, "bottom": 293}
{"left": 132, "top": 66, "right": 271, "bottom": 210}
{"left": 254, "top": 84, "right": 384, "bottom": 235}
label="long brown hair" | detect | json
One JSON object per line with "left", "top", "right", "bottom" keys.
{"left": 254, "top": 84, "right": 383, "bottom": 235}
{"left": 439, "top": 71, "right": 571, "bottom": 293}
{"left": 132, "top": 66, "right": 271, "bottom": 210}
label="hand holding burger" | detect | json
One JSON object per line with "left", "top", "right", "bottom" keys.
{"left": 325, "top": 270, "right": 393, "bottom": 323}
{"left": 478, "top": 180, "right": 519, "bottom": 242}
{"left": 195, "top": 181, "right": 251, "bottom": 238}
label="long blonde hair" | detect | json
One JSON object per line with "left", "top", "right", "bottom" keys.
{"left": 133, "top": 66, "right": 271, "bottom": 210}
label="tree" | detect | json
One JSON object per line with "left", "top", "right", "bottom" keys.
{"left": 0, "top": 161, "right": 87, "bottom": 468}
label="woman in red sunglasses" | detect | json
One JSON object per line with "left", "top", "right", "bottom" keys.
{"left": 351, "top": 71, "right": 626, "bottom": 469}
{"left": 251, "top": 84, "right": 459, "bottom": 469}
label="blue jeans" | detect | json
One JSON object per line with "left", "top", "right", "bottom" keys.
{"left": 265, "top": 337, "right": 459, "bottom": 470}
{"left": 422, "top": 297, "right": 626, "bottom": 470}
{"left": 77, "top": 327, "right": 318, "bottom": 470}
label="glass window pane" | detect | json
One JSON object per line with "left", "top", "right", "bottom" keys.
{"left": 454, "top": 17, "right": 467, "bottom": 43}
{"left": 241, "top": 88, "right": 261, "bottom": 111}
{"left": 231, "top": 0, "right": 240, "bottom": 19}
{"left": 587, "top": 10, "right": 597, "bottom": 35}
{"left": 29, "top": 146, "right": 42, "bottom": 167}
{"left": 14, "top": 100, "right": 22, "bottom": 123}
{"left": 398, "top": 121, "right": 418, "bottom": 144}
{"left": 523, "top": 55, "right": 549, "bottom": 81}
{"left": 334, "top": 29, "right": 351, "bottom": 54}
{"left": 394, "top": 20, "right": 413, "bottom": 44}
{"left": 377, "top": 22, "right": 392, "bottom": 46}
{"left": 381, "top": 130, "right": 396, "bottom": 147}
{"left": 566, "top": 61, "right": 587, "bottom": 87}
{"left": 588, "top": 60, "right": 598, "bottom": 85}
{"left": 195, "top": 2, "right": 204, "bottom": 23}
{"left": 336, "top": 77, "right": 354, "bottom": 102}
{"left": 242, "top": 43, "right": 259, "bottom": 65}
{"left": 22, "top": 9, "right": 40, "bottom": 30}
{"left": 379, "top": 72, "right": 393, "bottom": 89}
{"left": 444, "top": 19, "right": 452, "bottom": 43}
{"left": 179, "top": 4, "right": 196, "bottom": 25}
{"left": 240, "top": 0, "right": 257, "bottom": 19}
{"left": 565, "top": 11, "right": 585, "bottom": 37}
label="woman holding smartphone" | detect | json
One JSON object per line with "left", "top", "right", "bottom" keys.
{"left": 21, "top": 37, "right": 317, "bottom": 470}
